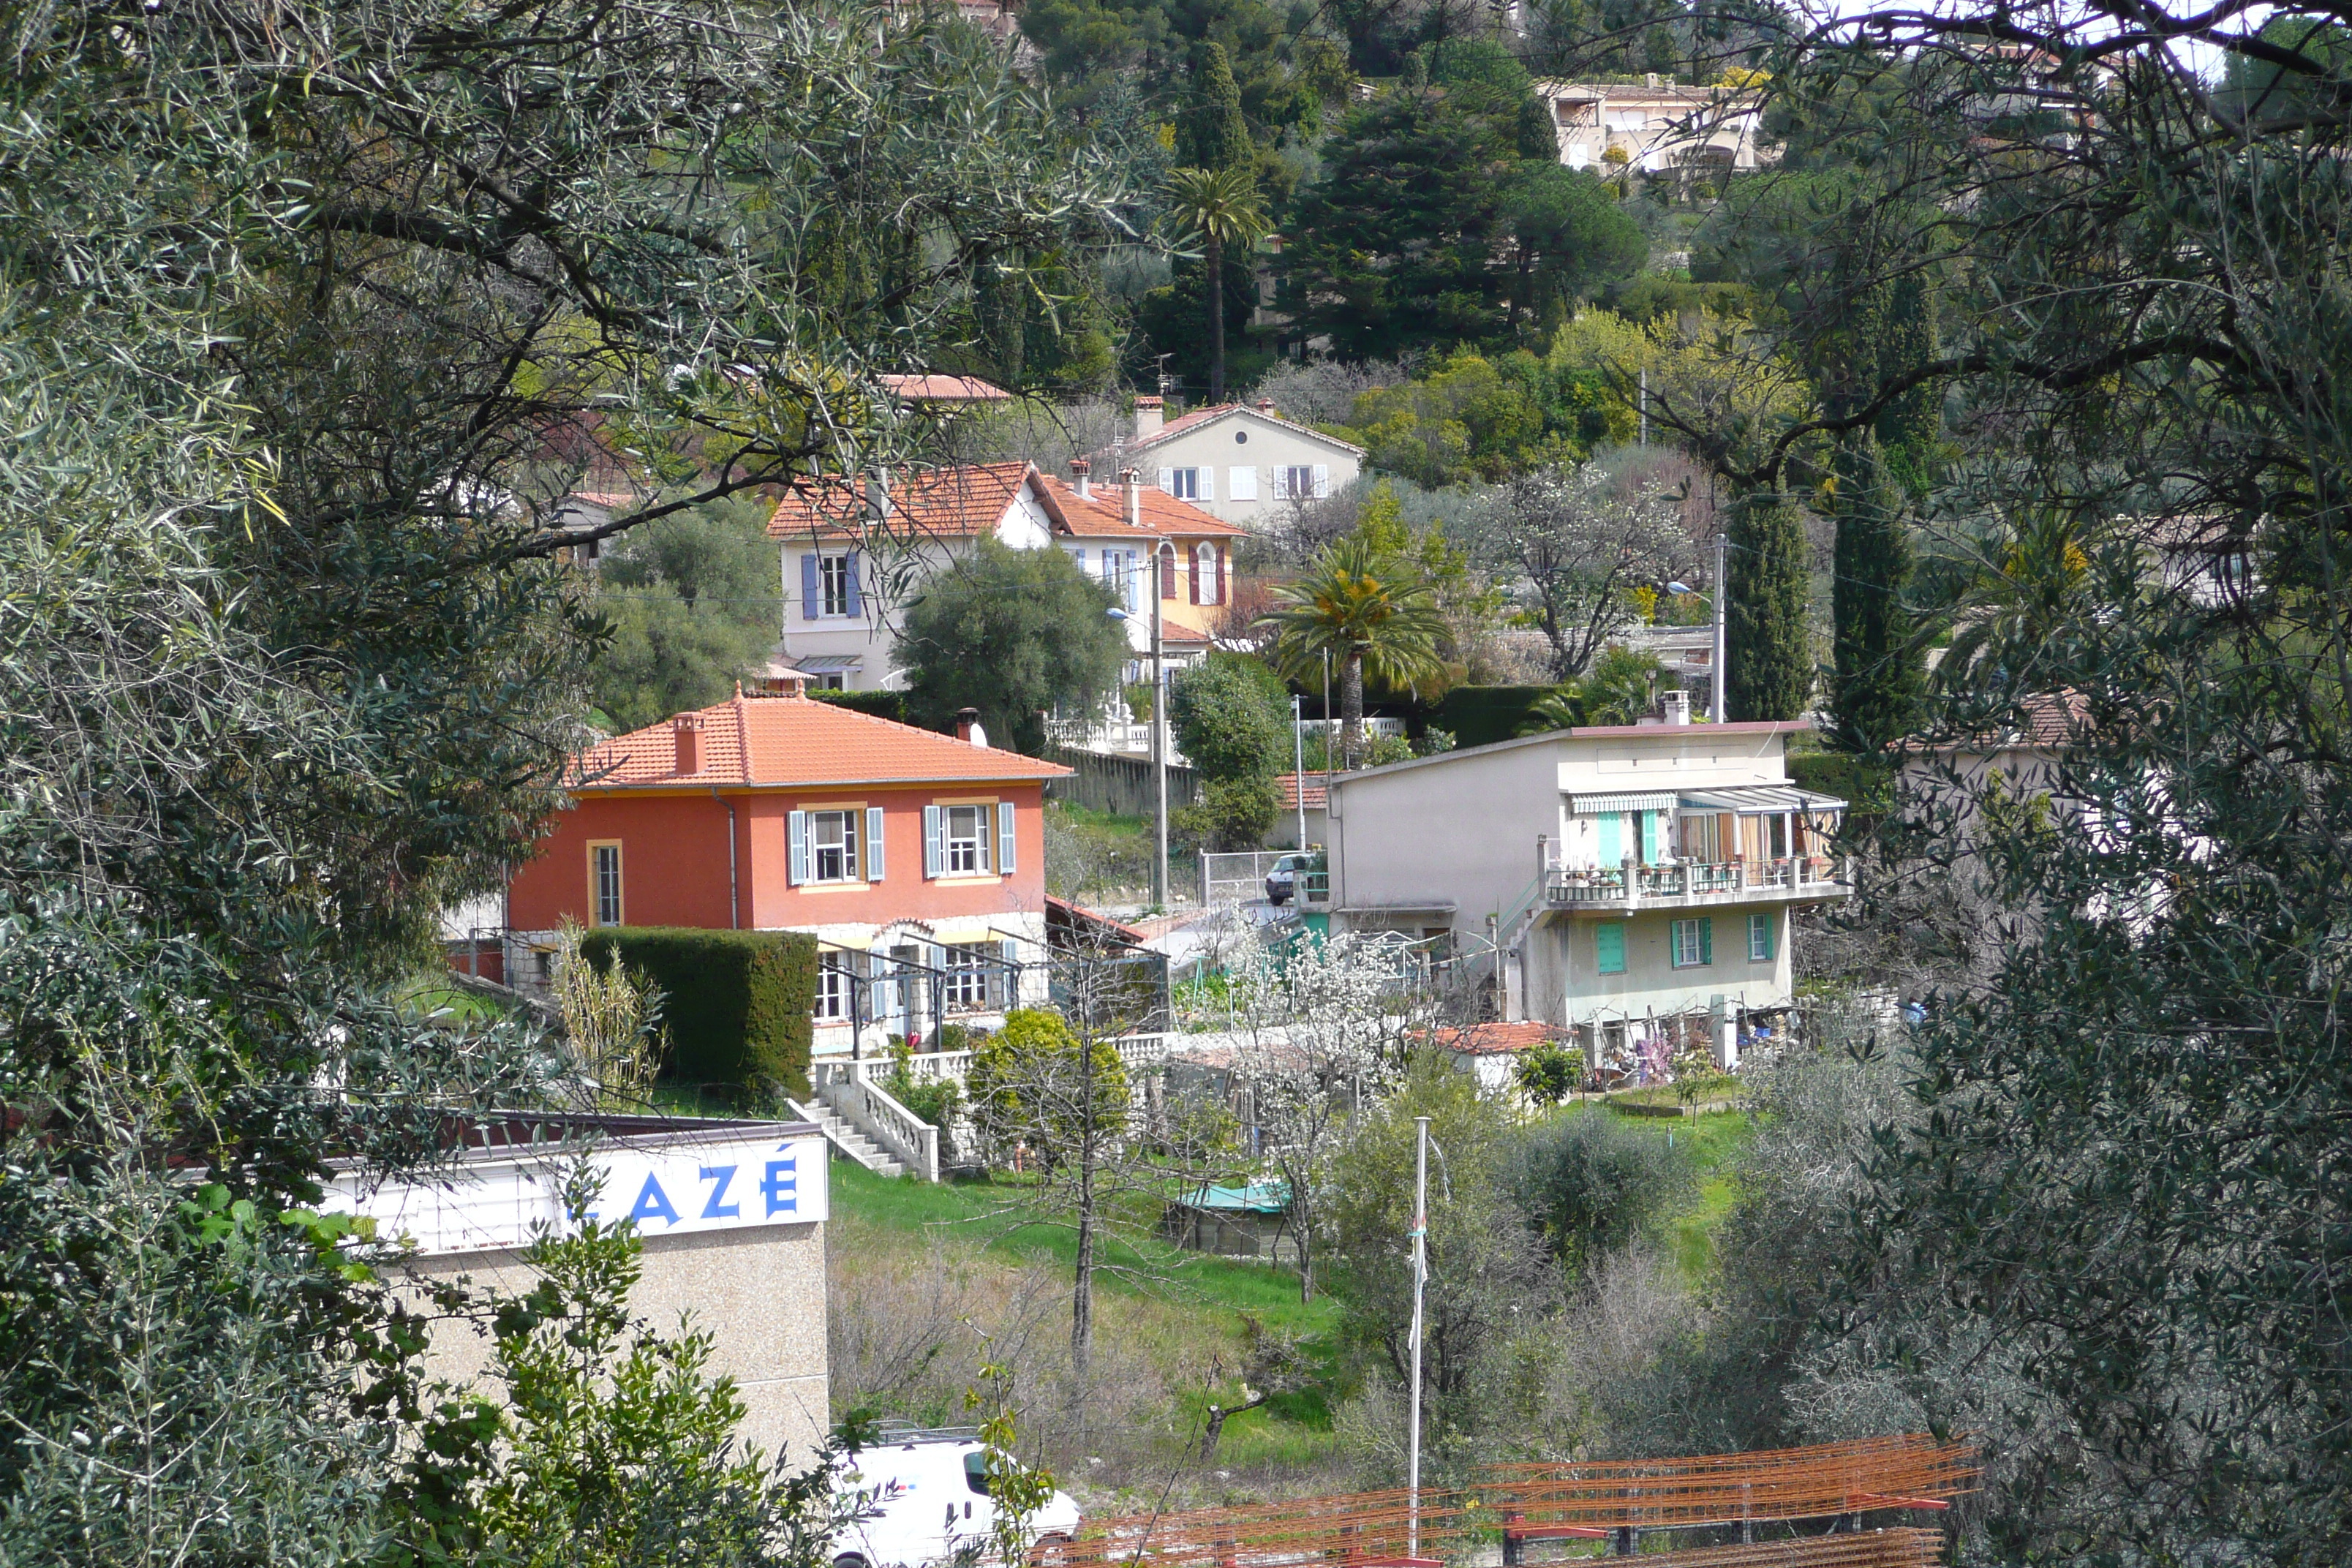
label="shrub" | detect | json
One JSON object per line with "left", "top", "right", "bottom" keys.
{"left": 1515, "top": 1040, "right": 1585, "bottom": 1107}
{"left": 965, "top": 1008, "right": 1126, "bottom": 1167}
{"left": 1172, "top": 776, "right": 1278, "bottom": 852}
{"left": 1512, "top": 1109, "right": 1697, "bottom": 1270}
{"left": 578, "top": 927, "right": 816, "bottom": 1097}
{"left": 811, "top": 688, "right": 908, "bottom": 725}
{"left": 1167, "top": 652, "right": 1291, "bottom": 785}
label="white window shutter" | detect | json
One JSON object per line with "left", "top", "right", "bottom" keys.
{"left": 1229, "top": 466, "right": 1257, "bottom": 501}
{"left": 1070, "top": 547, "right": 1086, "bottom": 573}
{"left": 1158, "top": 467, "right": 1174, "bottom": 494}
{"left": 995, "top": 800, "right": 1017, "bottom": 873}
{"left": 1199, "top": 467, "right": 1213, "bottom": 502}
{"left": 787, "top": 810, "right": 809, "bottom": 886}
{"left": 999, "top": 936, "right": 1019, "bottom": 1009}
{"left": 1313, "top": 464, "right": 1330, "bottom": 498}
{"left": 865, "top": 807, "right": 886, "bottom": 882}
{"left": 922, "top": 804, "right": 943, "bottom": 878}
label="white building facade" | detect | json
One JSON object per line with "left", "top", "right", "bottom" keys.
{"left": 1539, "top": 77, "right": 1764, "bottom": 186}
{"left": 1320, "top": 715, "right": 1847, "bottom": 1070}
{"left": 1120, "top": 398, "right": 1365, "bottom": 528}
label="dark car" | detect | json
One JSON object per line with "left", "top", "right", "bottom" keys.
{"left": 1264, "top": 851, "right": 1322, "bottom": 905}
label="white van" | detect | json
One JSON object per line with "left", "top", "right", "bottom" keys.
{"left": 832, "top": 1428, "right": 1082, "bottom": 1568}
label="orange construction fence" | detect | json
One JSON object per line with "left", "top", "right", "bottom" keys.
{"left": 1041, "top": 1436, "right": 1973, "bottom": 1568}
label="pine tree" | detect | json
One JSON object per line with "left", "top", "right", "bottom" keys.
{"left": 1179, "top": 43, "right": 1253, "bottom": 173}
{"left": 1827, "top": 433, "right": 1923, "bottom": 751}
{"left": 1725, "top": 486, "right": 1812, "bottom": 721}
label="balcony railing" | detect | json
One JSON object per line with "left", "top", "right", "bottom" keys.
{"left": 1043, "top": 715, "right": 1188, "bottom": 765}
{"left": 1546, "top": 856, "right": 1847, "bottom": 908}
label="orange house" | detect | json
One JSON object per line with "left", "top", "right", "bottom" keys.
{"left": 505, "top": 690, "right": 1069, "bottom": 1055}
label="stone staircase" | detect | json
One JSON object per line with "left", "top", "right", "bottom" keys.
{"left": 787, "top": 1098, "right": 905, "bottom": 1178}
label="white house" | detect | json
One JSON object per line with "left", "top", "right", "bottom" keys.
{"left": 1538, "top": 76, "right": 1764, "bottom": 188}
{"left": 1318, "top": 706, "right": 1848, "bottom": 1073}
{"left": 1118, "top": 397, "right": 1365, "bottom": 528}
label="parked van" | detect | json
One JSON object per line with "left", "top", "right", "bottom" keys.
{"left": 832, "top": 1427, "right": 1081, "bottom": 1568}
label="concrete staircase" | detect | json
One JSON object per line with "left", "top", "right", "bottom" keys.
{"left": 788, "top": 1098, "right": 905, "bottom": 1178}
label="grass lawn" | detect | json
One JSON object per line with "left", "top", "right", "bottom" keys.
{"left": 1543, "top": 1099, "right": 1755, "bottom": 1284}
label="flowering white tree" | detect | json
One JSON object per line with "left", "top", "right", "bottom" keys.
{"left": 1223, "top": 929, "right": 1437, "bottom": 1302}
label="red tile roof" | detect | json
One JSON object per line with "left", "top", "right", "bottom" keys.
{"left": 1130, "top": 402, "right": 1366, "bottom": 456}
{"left": 1275, "top": 772, "right": 1330, "bottom": 810}
{"left": 1432, "top": 1021, "right": 1568, "bottom": 1056}
{"left": 881, "top": 374, "right": 1011, "bottom": 403}
{"left": 570, "top": 692, "right": 1070, "bottom": 791}
{"left": 764, "top": 462, "right": 1246, "bottom": 543}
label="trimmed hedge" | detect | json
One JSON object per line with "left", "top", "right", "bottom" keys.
{"left": 811, "top": 688, "right": 908, "bottom": 725}
{"left": 578, "top": 927, "right": 817, "bottom": 1098}
{"left": 1430, "top": 685, "right": 1553, "bottom": 749}
{"left": 1786, "top": 748, "right": 1896, "bottom": 815}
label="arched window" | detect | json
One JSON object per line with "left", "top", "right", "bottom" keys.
{"left": 1195, "top": 543, "right": 1221, "bottom": 606}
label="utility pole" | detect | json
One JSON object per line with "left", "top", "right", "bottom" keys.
{"left": 1711, "top": 529, "right": 1728, "bottom": 723}
{"left": 1638, "top": 368, "right": 1648, "bottom": 447}
{"left": 1292, "top": 693, "right": 1308, "bottom": 851}
{"left": 1151, "top": 540, "right": 1172, "bottom": 910}
{"left": 1408, "top": 1115, "right": 1430, "bottom": 1559}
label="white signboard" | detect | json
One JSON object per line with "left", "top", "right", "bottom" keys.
{"left": 326, "top": 1127, "right": 829, "bottom": 1258}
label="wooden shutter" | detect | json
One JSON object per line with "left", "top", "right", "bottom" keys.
{"left": 922, "top": 804, "right": 943, "bottom": 878}
{"left": 1228, "top": 465, "right": 1257, "bottom": 501}
{"left": 1595, "top": 922, "right": 1626, "bottom": 974}
{"left": 799, "top": 554, "right": 820, "bottom": 620}
{"left": 999, "top": 937, "right": 1019, "bottom": 1009}
{"left": 1199, "top": 467, "right": 1213, "bottom": 502}
{"left": 1158, "top": 549, "right": 1177, "bottom": 600}
{"left": 1158, "top": 467, "right": 1174, "bottom": 494}
{"left": 865, "top": 807, "right": 886, "bottom": 882}
{"left": 787, "top": 810, "right": 810, "bottom": 885}
{"left": 1188, "top": 544, "right": 1201, "bottom": 605}
{"left": 1215, "top": 546, "right": 1227, "bottom": 605}
{"left": 995, "top": 800, "right": 1017, "bottom": 873}
{"left": 1597, "top": 812, "right": 1622, "bottom": 864}
{"left": 1698, "top": 916, "right": 1714, "bottom": 965}
{"left": 1312, "top": 464, "right": 1330, "bottom": 498}
{"left": 843, "top": 551, "right": 862, "bottom": 617}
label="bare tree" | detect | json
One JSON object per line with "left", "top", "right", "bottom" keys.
{"left": 1472, "top": 463, "right": 1697, "bottom": 680}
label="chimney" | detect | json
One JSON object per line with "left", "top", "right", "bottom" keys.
{"left": 1120, "top": 468, "right": 1142, "bottom": 529}
{"left": 1255, "top": 397, "right": 1275, "bottom": 413}
{"left": 1659, "top": 689, "right": 1692, "bottom": 726}
{"left": 673, "top": 714, "right": 704, "bottom": 773}
{"left": 1070, "top": 456, "right": 1090, "bottom": 500}
{"left": 955, "top": 706, "right": 981, "bottom": 745}
{"left": 864, "top": 466, "right": 892, "bottom": 524}
{"left": 1134, "top": 395, "right": 1164, "bottom": 441}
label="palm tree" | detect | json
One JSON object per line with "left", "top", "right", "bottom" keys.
{"left": 1261, "top": 535, "right": 1448, "bottom": 769}
{"left": 1164, "top": 165, "right": 1270, "bottom": 403}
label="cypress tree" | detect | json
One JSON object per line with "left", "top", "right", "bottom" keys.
{"left": 1725, "top": 486, "right": 1812, "bottom": 722}
{"left": 1874, "top": 269, "right": 1940, "bottom": 500}
{"left": 1179, "top": 43, "right": 1253, "bottom": 173}
{"left": 1827, "top": 432, "right": 1923, "bottom": 752}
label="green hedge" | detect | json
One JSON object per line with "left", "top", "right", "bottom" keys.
{"left": 1430, "top": 685, "right": 1553, "bottom": 749}
{"left": 579, "top": 927, "right": 817, "bottom": 1098}
{"left": 1786, "top": 749, "right": 1896, "bottom": 815}
{"left": 811, "top": 688, "right": 908, "bottom": 725}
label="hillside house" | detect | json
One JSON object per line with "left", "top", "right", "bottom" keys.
{"left": 503, "top": 690, "right": 1068, "bottom": 1058}
{"left": 1118, "top": 397, "right": 1365, "bottom": 527}
{"left": 1319, "top": 709, "right": 1848, "bottom": 1071}
{"left": 766, "top": 461, "right": 1245, "bottom": 698}
{"left": 1538, "top": 76, "right": 1764, "bottom": 189}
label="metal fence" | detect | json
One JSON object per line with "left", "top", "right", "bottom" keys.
{"left": 1200, "top": 849, "right": 1292, "bottom": 906}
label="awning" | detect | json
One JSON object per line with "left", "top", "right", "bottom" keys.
{"left": 1569, "top": 791, "right": 1679, "bottom": 814}
{"left": 1678, "top": 785, "right": 1847, "bottom": 814}
{"left": 791, "top": 654, "right": 864, "bottom": 672}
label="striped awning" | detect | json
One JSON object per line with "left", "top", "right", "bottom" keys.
{"left": 1678, "top": 785, "right": 1847, "bottom": 814}
{"left": 1569, "top": 791, "right": 1678, "bottom": 814}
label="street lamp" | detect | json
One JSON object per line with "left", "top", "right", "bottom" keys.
{"left": 1105, "top": 538, "right": 1176, "bottom": 909}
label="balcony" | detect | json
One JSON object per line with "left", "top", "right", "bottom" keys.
{"left": 1547, "top": 856, "right": 1850, "bottom": 912}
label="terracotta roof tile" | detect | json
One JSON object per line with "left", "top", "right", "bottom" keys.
{"left": 881, "top": 374, "right": 1011, "bottom": 403}
{"left": 764, "top": 462, "right": 1248, "bottom": 543}
{"left": 1275, "top": 772, "right": 1330, "bottom": 810}
{"left": 569, "top": 693, "right": 1070, "bottom": 790}
{"left": 1432, "top": 1021, "right": 1568, "bottom": 1056}
{"left": 1129, "top": 402, "right": 1366, "bottom": 457}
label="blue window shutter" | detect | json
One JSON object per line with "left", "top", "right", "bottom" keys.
{"left": 787, "top": 810, "right": 809, "bottom": 885}
{"left": 1071, "top": 547, "right": 1087, "bottom": 573}
{"left": 843, "top": 551, "right": 862, "bottom": 617}
{"left": 923, "top": 805, "right": 943, "bottom": 878}
{"left": 799, "top": 554, "right": 819, "bottom": 621}
{"left": 1000, "top": 937, "right": 1019, "bottom": 1009}
{"left": 865, "top": 807, "right": 886, "bottom": 882}
{"left": 1597, "top": 813, "right": 1621, "bottom": 864}
{"left": 996, "top": 800, "right": 1016, "bottom": 873}
{"left": 1699, "top": 916, "right": 1713, "bottom": 965}
{"left": 1595, "top": 923, "right": 1626, "bottom": 975}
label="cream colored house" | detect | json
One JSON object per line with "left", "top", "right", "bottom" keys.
{"left": 1319, "top": 707, "right": 1847, "bottom": 1070}
{"left": 1117, "top": 397, "right": 1365, "bottom": 528}
{"left": 1539, "top": 76, "right": 1764, "bottom": 186}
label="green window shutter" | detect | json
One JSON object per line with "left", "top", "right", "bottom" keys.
{"left": 1643, "top": 810, "right": 1665, "bottom": 863}
{"left": 1597, "top": 813, "right": 1621, "bottom": 864}
{"left": 1698, "top": 916, "right": 1713, "bottom": 965}
{"left": 1595, "top": 923, "right": 1626, "bottom": 975}
{"left": 1749, "top": 911, "right": 1774, "bottom": 961}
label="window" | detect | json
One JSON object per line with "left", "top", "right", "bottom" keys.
{"left": 1166, "top": 467, "right": 1201, "bottom": 500}
{"left": 1234, "top": 429, "right": 1249, "bottom": 445}
{"left": 589, "top": 842, "right": 622, "bottom": 927}
{"left": 814, "top": 671, "right": 845, "bottom": 691}
{"left": 1280, "top": 466, "right": 1315, "bottom": 500}
{"left": 943, "top": 943, "right": 995, "bottom": 1011}
{"left": 1747, "top": 912, "right": 1776, "bottom": 962}
{"left": 946, "top": 804, "right": 991, "bottom": 874}
{"left": 1594, "top": 922, "right": 1627, "bottom": 975}
{"left": 810, "top": 809, "right": 859, "bottom": 882}
{"left": 815, "top": 957, "right": 852, "bottom": 1020}
{"left": 819, "top": 554, "right": 853, "bottom": 616}
{"left": 1226, "top": 465, "right": 1258, "bottom": 502}
{"left": 1671, "top": 916, "right": 1713, "bottom": 968}
{"left": 1195, "top": 543, "right": 1221, "bottom": 605}
{"left": 1099, "top": 549, "right": 1138, "bottom": 611}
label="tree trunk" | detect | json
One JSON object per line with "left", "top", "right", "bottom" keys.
{"left": 1341, "top": 648, "right": 1365, "bottom": 769}
{"left": 1072, "top": 1162, "right": 1095, "bottom": 1380}
{"left": 1207, "top": 233, "right": 1226, "bottom": 404}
